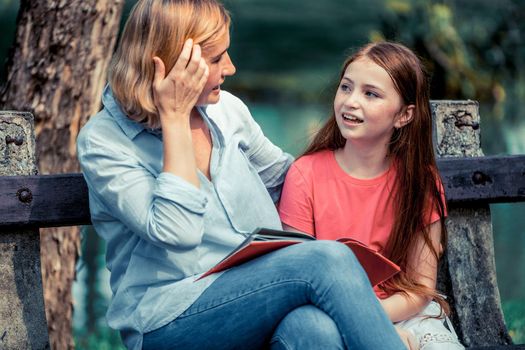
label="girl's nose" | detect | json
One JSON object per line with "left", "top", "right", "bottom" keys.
{"left": 343, "top": 93, "right": 359, "bottom": 109}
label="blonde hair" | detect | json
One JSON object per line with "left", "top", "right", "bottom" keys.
{"left": 109, "top": 0, "right": 231, "bottom": 128}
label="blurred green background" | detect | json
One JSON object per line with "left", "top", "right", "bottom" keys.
{"left": 1, "top": 0, "right": 524, "bottom": 348}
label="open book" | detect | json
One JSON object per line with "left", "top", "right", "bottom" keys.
{"left": 198, "top": 228, "right": 400, "bottom": 286}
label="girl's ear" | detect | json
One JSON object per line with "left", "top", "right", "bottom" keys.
{"left": 394, "top": 104, "right": 415, "bottom": 129}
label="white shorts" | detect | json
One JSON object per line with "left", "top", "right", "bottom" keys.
{"left": 395, "top": 301, "right": 465, "bottom": 349}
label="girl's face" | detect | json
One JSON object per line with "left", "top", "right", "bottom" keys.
{"left": 197, "top": 29, "right": 236, "bottom": 106}
{"left": 334, "top": 57, "right": 409, "bottom": 147}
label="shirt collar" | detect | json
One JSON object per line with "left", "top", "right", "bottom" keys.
{"left": 102, "top": 85, "right": 147, "bottom": 140}
{"left": 101, "top": 85, "right": 213, "bottom": 140}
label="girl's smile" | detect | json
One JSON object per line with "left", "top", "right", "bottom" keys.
{"left": 341, "top": 112, "right": 364, "bottom": 125}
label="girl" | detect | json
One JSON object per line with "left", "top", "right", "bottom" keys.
{"left": 77, "top": 1, "right": 407, "bottom": 349}
{"left": 279, "top": 42, "right": 465, "bottom": 349}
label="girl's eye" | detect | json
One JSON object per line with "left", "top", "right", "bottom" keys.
{"left": 340, "top": 84, "right": 351, "bottom": 92}
{"left": 365, "top": 90, "right": 379, "bottom": 98}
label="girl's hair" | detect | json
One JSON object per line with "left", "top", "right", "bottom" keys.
{"left": 109, "top": 0, "right": 230, "bottom": 128}
{"left": 304, "top": 41, "right": 449, "bottom": 314}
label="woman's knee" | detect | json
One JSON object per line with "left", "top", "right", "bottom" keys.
{"left": 296, "top": 241, "right": 364, "bottom": 276}
{"left": 270, "top": 305, "right": 344, "bottom": 350}
{"left": 298, "top": 240, "right": 355, "bottom": 264}
{"left": 298, "top": 241, "right": 372, "bottom": 291}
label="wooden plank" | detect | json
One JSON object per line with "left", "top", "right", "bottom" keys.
{"left": 0, "top": 173, "right": 90, "bottom": 228}
{"left": 0, "top": 155, "right": 524, "bottom": 228}
{"left": 438, "top": 155, "right": 525, "bottom": 204}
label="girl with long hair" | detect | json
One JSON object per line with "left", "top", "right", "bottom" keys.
{"left": 279, "top": 41, "right": 465, "bottom": 349}
{"left": 77, "top": 1, "right": 408, "bottom": 349}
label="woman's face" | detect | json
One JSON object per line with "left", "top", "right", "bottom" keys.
{"left": 196, "top": 29, "right": 236, "bottom": 106}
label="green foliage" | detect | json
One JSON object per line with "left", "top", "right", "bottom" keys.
{"left": 74, "top": 226, "right": 126, "bottom": 350}
{"left": 377, "top": 0, "right": 525, "bottom": 121}
{"left": 74, "top": 323, "right": 125, "bottom": 350}
{"left": 502, "top": 299, "right": 525, "bottom": 344}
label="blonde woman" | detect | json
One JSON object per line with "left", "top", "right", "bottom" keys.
{"left": 77, "top": 1, "right": 407, "bottom": 349}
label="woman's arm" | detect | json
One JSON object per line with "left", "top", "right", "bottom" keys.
{"left": 152, "top": 39, "right": 209, "bottom": 188}
{"left": 379, "top": 220, "right": 443, "bottom": 322}
{"left": 232, "top": 100, "right": 293, "bottom": 202}
{"left": 78, "top": 39, "right": 211, "bottom": 251}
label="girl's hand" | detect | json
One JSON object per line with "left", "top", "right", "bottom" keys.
{"left": 152, "top": 39, "right": 209, "bottom": 125}
{"left": 395, "top": 326, "right": 419, "bottom": 350}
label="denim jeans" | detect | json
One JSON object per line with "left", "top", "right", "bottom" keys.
{"left": 143, "top": 241, "right": 405, "bottom": 349}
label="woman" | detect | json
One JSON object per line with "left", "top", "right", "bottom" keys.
{"left": 77, "top": 1, "right": 407, "bottom": 349}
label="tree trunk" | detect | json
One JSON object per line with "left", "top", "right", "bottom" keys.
{"left": 0, "top": 1, "right": 124, "bottom": 349}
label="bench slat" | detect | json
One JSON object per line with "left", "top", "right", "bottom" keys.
{"left": 0, "top": 173, "right": 90, "bottom": 228}
{"left": 0, "top": 155, "right": 524, "bottom": 228}
{"left": 438, "top": 155, "right": 525, "bottom": 204}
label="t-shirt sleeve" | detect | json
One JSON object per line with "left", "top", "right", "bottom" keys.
{"left": 428, "top": 178, "right": 448, "bottom": 225}
{"left": 278, "top": 162, "right": 315, "bottom": 235}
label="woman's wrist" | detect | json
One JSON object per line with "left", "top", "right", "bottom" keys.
{"left": 159, "top": 111, "right": 192, "bottom": 130}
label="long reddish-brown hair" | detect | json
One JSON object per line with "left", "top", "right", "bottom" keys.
{"left": 304, "top": 41, "right": 448, "bottom": 313}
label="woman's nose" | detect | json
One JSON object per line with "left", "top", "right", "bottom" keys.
{"left": 222, "top": 53, "right": 236, "bottom": 77}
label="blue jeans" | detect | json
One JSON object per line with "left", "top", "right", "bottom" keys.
{"left": 143, "top": 241, "right": 405, "bottom": 349}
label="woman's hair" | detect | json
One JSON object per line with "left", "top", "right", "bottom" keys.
{"left": 109, "top": 0, "right": 230, "bottom": 128}
{"left": 304, "top": 41, "right": 449, "bottom": 314}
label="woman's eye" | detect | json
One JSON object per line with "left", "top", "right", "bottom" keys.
{"left": 211, "top": 56, "right": 222, "bottom": 64}
{"left": 340, "top": 84, "right": 350, "bottom": 92}
{"left": 365, "top": 91, "right": 379, "bottom": 98}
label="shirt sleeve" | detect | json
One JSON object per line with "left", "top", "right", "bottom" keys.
{"left": 236, "top": 102, "right": 294, "bottom": 203}
{"left": 278, "top": 163, "right": 315, "bottom": 235}
{"left": 78, "top": 132, "right": 208, "bottom": 252}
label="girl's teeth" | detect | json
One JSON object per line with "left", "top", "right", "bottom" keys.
{"left": 343, "top": 114, "right": 363, "bottom": 123}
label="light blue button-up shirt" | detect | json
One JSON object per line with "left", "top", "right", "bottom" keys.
{"left": 77, "top": 87, "right": 293, "bottom": 350}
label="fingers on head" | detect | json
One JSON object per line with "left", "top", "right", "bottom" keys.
{"left": 152, "top": 56, "right": 166, "bottom": 83}
{"left": 199, "top": 59, "right": 208, "bottom": 74}
{"left": 174, "top": 38, "right": 194, "bottom": 70}
{"left": 199, "top": 62, "right": 209, "bottom": 85}
{"left": 186, "top": 44, "right": 202, "bottom": 72}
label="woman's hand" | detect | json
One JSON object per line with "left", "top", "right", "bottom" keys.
{"left": 395, "top": 325, "right": 419, "bottom": 350}
{"left": 152, "top": 38, "right": 209, "bottom": 126}
{"left": 152, "top": 39, "right": 208, "bottom": 187}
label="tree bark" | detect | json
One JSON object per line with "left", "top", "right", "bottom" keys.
{"left": 0, "top": 1, "right": 124, "bottom": 349}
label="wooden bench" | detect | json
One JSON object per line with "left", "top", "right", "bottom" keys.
{"left": 1, "top": 103, "right": 525, "bottom": 349}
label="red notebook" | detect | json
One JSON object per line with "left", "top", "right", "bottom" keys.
{"left": 198, "top": 228, "right": 400, "bottom": 286}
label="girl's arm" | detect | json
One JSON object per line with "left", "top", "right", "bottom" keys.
{"left": 278, "top": 162, "right": 316, "bottom": 234}
{"left": 379, "top": 220, "right": 443, "bottom": 322}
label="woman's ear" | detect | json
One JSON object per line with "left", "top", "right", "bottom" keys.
{"left": 394, "top": 105, "right": 415, "bottom": 129}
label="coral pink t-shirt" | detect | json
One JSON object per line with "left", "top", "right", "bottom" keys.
{"left": 279, "top": 150, "right": 444, "bottom": 254}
